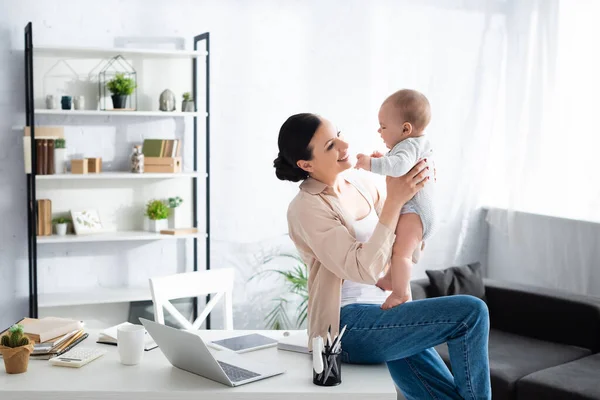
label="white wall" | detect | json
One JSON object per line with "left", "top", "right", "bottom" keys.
{"left": 0, "top": 0, "right": 503, "bottom": 329}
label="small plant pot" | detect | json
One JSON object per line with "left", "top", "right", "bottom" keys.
{"left": 168, "top": 207, "right": 180, "bottom": 229}
{"left": 55, "top": 223, "right": 68, "bottom": 236}
{"left": 0, "top": 344, "right": 34, "bottom": 374}
{"left": 148, "top": 218, "right": 168, "bottom": 233}
{"left": 54, "top": 148, "right": 67, "bottom": 174}
{"left": 182, "top": 100, "right": 195, "bottom": 112}
{"left": 111, "top": 95, "right": 128, "bottom": 109}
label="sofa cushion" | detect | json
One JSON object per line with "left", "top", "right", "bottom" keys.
{"left": 517, "top": 353, "right": 600, "bottom": 400}
{"left": 434, "top": 329, "right": 591, "bottom": 400}
{"left": 425, "top": 262, "right": 486, "bottom": 301}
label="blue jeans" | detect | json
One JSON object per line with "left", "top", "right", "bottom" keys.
{"left": 340, "top": 295, "right": 491, "bottom": 400}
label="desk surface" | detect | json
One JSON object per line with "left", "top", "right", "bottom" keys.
{"left": 0, "top": 329, "right": 396, "bottom": 400}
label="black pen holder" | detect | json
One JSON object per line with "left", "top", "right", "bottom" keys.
{"left": 313, "top": 348, "right": 342, "bottom": 386}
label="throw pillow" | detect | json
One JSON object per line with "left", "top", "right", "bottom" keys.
{"left": 425, "top": 262, "right": 486, "bottom": 301}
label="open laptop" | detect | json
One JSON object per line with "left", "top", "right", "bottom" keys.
{"left": 139, "top": 318, "right": 285, "bottom": 387}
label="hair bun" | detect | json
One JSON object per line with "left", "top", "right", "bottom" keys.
{"left": 273, "top": 154, "right": 308, "bottom": 182}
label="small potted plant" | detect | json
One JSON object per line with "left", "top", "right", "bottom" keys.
{"left": 107, "top": 73, "right": 137, "bottom": 109}
{"left": 167, "top": 196, "right": 183, "bottom": 229}
{"left": 52, "top": 216, "right": 71, "bottom": 236}
{"left": 145, "top": 199, "right": 169, "bottom": 232}
{"left": 181, "top": 92, "right": 195, "bottom": 112}
{"left": 0, "top": 324, "right": 34, "bottom": 374}
{"left": 54, "top": 138, "right": 67, "bottom": 174}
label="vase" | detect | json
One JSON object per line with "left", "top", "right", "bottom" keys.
{"left": 130, "top": 145, "right": 144, "bottom": 173}
{"left": 45, "top": 95, "right": 57, "bottom": 109}
{"left": 0, "top": 344, "right": 34, "bottom": 374}
{"left": 54, "top": 148, "right": 67, "bottom": 174}
{"left": 168, "top": 207, "right": 179, "bottom": 229}
{"left": 112, "top": 95, "right": 128, "bottom": 109}
{"left": 182, "top": 100, "right": 195, "bottom": 112}
{"left": 148, "top": 218, "right": 167, "bottom": 233}
{"left": 56, "top": 223, "right": 68, "bottom": 236}
{"left": 61, "top": 96, "right": 72, "bottom": 110}
{"left": 73, "top": 96, "right": 85, "bottom": 110}
{"left": 159, "top": 89, "right": 176, "bottom": 111}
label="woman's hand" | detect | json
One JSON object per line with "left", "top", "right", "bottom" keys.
{"left": 385, "top": 159, "right": 429, "bottom": 205}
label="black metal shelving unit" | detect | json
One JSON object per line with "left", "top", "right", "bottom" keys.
{"left": 23, "top": 22, "right": 211, "bottom": 327}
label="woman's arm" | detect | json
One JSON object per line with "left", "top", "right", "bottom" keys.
{"left": 289, "top": 160, "right": 429, "bottom": 284}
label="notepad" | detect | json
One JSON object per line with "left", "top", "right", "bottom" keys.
{"left": 277, "top": 330, "right": 309, "bottom": 354}
{"left": 96, "top": 322, "right": 158, "bottom": 351}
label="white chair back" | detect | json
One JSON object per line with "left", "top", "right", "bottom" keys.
{"left": 149, "top": 268, "right": 234, "bottom": 330}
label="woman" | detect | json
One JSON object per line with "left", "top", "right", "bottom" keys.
{"left": 274, "top": 113, "right": 491, "bottom": 399}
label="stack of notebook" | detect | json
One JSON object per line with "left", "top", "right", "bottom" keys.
{"left": 1, "top": 317, "right": 87, "bottom": 360}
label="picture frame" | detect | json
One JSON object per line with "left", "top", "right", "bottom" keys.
{"left": 70, "top": 209, "right": 103, "bottom": 235}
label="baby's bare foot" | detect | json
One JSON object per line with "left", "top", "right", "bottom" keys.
{"left": 381, "top": 292, "right": 412, "bottom": 310}
{"left": 376, "top": 274, "right": 393, "bottom": 291}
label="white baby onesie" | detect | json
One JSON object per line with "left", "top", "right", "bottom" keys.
{"left": 370, "top": 136, "right": 436, "bottom": 240}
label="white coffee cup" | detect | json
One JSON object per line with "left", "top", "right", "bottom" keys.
{"left": 117, "top": 324, "right": 145, "bottom": 365}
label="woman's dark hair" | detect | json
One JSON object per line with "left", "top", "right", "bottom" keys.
{"left": 273, "top": 113, "right": 321, "bottom": 182}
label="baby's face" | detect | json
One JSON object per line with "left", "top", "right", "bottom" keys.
{"left": 377, "top": 102, "right": 405, "bottom": 149}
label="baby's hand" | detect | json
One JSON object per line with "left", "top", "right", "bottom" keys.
{"left": 355, "top": 153, "right": 371, "bottom": 171}
{"left": 371, "top": 151, "right": 384, "bottom": 158}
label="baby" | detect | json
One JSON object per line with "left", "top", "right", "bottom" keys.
{"left": 355, "top": 89, "right": 436, "bottom": 309}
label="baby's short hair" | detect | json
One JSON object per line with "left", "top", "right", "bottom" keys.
{"left": 384, "top": 89, "right": 431, "bottom": 133}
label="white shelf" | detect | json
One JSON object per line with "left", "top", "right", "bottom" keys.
{"left": 35, "top": 109, "right": 200, "bottom": 118}
{"left": 39, "top": 286, "right": 152, "bottom": 308}
{"left": 37, "top": 230, "right": 204, "bottom": 244}
{"left": 34, "top": 45, "right": 206, "bottom": 59}
{"left": 36, "top": 172, "right": 204, "bottom": 180}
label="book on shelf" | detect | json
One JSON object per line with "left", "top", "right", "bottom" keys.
{"left": 97, "top": 322, "right": 158, "bottom": 351}
{"left": 23, "top": 126, "right": 65, "bottom": 175}
{"left": 36, "top": 199, "right": 52, "bottom": 236}
{"left": 142, "top": 139, "right": 181, "bottom": 158}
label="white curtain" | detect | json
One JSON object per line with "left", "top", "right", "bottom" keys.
{"left": 485, "top": 0, "right": 600, "bottom": 295}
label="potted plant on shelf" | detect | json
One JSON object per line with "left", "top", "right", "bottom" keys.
{"left": 107, "top": 73, "right": 137, "bottom": 110}
{"left": 167, "top": 196, "right": 183, "bottom": 229}
{"left": 52, "top": 216, "right": 71, "bottom": 236}
{"left": 181, "top": 92, "right": 195, "bottom": 112}
{"left": 145, "top": 199, "right": 169, "bottom": 233}
{"left": 0, "top": 324, "right": 34, "bottom": 374}
{"left": 54, "top": 138, "right": 67, "bottom": 174}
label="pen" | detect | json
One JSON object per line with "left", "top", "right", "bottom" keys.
{"left": 331, "top": 325, "right": 347, "bottom": 353}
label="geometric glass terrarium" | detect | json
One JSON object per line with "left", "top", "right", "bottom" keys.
{"left": 98, "top": 55, "right": 137, "bottom": 111}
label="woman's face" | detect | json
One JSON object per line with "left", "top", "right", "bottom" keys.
{"left": 296, "top": 117, "right": 352, "bottom": 182}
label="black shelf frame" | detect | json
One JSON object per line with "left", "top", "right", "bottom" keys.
{"left": 23, "top": 22, "right": 211, "bottom": 328}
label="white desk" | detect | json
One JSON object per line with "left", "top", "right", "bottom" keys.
{"left": 0, "top": 329, "right": 397, "bottom": 400}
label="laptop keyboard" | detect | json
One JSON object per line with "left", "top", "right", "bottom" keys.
{"left": 218, "top": 361, "right": 261, "bottom": 382}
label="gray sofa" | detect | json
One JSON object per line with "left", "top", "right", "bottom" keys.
{"left": 410, "top": 278, "right": 600, "bottom": 400}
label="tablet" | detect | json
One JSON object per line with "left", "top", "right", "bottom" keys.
{"left": 208, "top": 333, "right": 278, "bottom": 353}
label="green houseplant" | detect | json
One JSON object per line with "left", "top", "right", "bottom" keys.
{"left": 107, "top": 73, "right": 137, "bottom": 109}
{"left": 167, "top": 196, "right": 183, "bottom": 229}
{"left": 52, "top": 216, "right": 72, "bottom": 236}
{"left": 145, "top": 199, "right": 169, "bottom": 233}
{"left": 181, "top": 92, "right": 194, "bottom": 112}
{"left": 0, "top": 324, "right": 34, "bottom": 374}
{"left": 250, "top": 253, "right": 308, "bottom": 330}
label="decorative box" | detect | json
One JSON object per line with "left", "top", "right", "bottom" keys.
{"left": 88, "top": 157, "right": 102, "bottom": 173}
{"left": 144, "top": 157, "right": 182, "bottom": 173}
{"left": 71, "top": 159, "right": 88, "bottom": 174}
